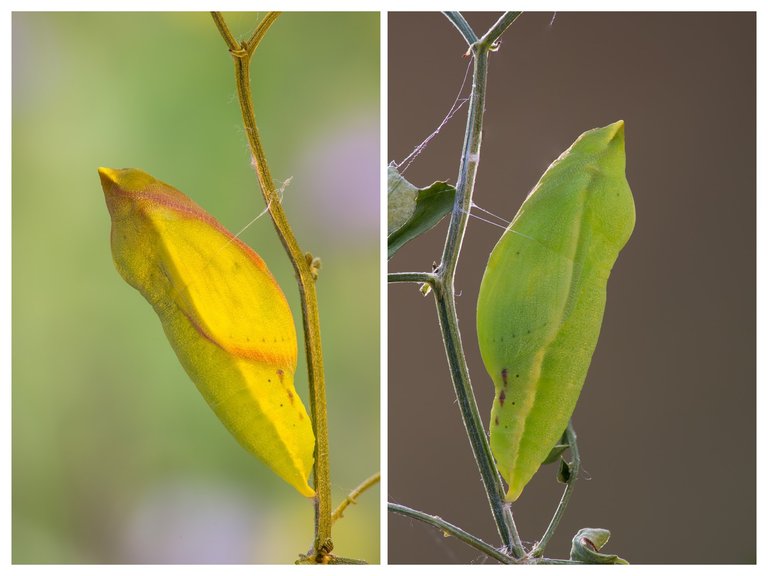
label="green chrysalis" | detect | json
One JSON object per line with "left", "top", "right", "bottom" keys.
{"left": 476, "top": 121, "right": 635, "bottom": 502}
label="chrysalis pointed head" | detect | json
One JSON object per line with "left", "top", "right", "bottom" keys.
{"left": 98, "top": 167, "right": 157, "bottom": 221}
{"left": 572, "top": 120, "right": 625, "bottom": 161}
{"left": 584, "top": 121, "right": 635, "bottom": 252}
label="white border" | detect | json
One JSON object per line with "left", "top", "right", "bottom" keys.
{"left": 4, "top": 1, "right": 766, "bottom": 572}
{"left": 379, "top": 10, "right": 389, "bottom": 567}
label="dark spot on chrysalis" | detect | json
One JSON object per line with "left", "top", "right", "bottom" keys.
{"left": 516, "top": 374, "right": 519, "bottom": 378}
{"left": 280, "top": 403, "right": 283, "bottom": 407}
{"left": 262, "top": 338, "right": 265, "bottom": 342}
{"left": 287, "top": 390, "right": 294, "bottom": 404}
{"left": 494, "top": 416, "right": 499, "bottom": 426}
{"left": 499, "top": 389, "right": 506, "bottom": 406}
{"left": 516, "top": 251, "right": 520, "bottom": 255}
{"left": 277, "top": 369, "right": 285, "bottom": 385}
{"left": 501, "top": 369, "right": 508, "bottom": 387}
{"left": 511, "top": 401, "right": 516, "bottom": 405}
{"left": 501, "top": 336, "right": 504, "bottom": 342}
{"left": 299, "top": 412, "right": 303, "bottom": 420}
{"left": 527, "top": 329, "right": 531, "bottom": 334}
{"left": 268, "top": 378, "right": 271, "bottom": 383}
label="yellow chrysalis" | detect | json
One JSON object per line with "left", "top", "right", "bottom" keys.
{"left": 100, "top": 167, "right": 315, "bottom": 497}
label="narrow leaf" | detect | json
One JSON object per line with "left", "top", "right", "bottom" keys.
{"left": 387, "top": 165, "right": 456, "bottom": 259}
{"left": 542, "top": 430, "right": 569, "bottom": 465}
{"left": 570, "top": 528, "right": 628, "bottom": 564}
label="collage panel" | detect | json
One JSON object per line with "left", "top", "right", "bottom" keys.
{"left": 12, "top": 11, "right": 379, "bottom": 564}
{"left": 388, "top": 11, "right": 755, "bottom": 565}
{"left": 5, "top": 6, "right": 762, "bottom": 569}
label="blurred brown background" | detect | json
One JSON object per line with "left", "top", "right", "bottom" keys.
{"left": 388, "top": 12, "right": 755, "bottom": 564}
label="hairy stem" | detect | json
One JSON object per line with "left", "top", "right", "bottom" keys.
{"left": 532, "top": 421, "right": 581, "bottom": 557}
{"left": 442, "top": 11, "right": 478, "bottom": 45}
{"left": 426, "top": 12, "right": 525, "bottom": 559}
{"left": 389, "top": 503, "right": 514, "bottom": 564}
{"left": 478, "top": 12, "right": 522, "bottom": 50}
{"left": 211, "top": 11, "right": 332, "bottom": 562}
{"left": 389, "top": 503, "right": 582, "bottom": 565}
{"left": 388, "top": 271, "right": 437, "bottom": 285}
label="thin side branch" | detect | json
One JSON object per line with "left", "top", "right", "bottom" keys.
{"left": 531, "top": 421, "right": 581, "bottom": 557}
{"left": 442, "top": 12, "right": 478, "bottom": 45}
{"left": 388, "top": 272, "right": 437, "bottom": 285}
{"left": 388, "top": 502, "right": 584, "bottom": 565}
{"left": 246, "top": 11, "right": 281, "bottom": 55}
{"left": 389, "top": 503, "right": 514, "bottom": 564}
{"left": 210, "top": 12, "right": 239, "bottom": 52}
{"left": 332, "top": 473, "right": 380, "bottom": 524}
{"left": 478, "top": 12, "right": 523, "bottom": 50}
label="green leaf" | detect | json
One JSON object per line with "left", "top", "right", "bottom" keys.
{"left": 570, "top": 528, "right": 628, "bottom": 564}
{"left": 556, "top": 458, "right": 571, "bottom": 484}
{"left": 387, "top": 165, "right": 456, "bottom": 260}
{"left": 542, "top": 430, "right": 569, "bottom": 465}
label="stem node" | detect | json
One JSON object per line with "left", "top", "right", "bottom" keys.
{"left": 211, "top": 10, "right": 332, "bottom": 558}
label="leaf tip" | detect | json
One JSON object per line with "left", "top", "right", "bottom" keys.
{"left": 98, "top": 166, "right": 123, "bottom": 198}
{"left": 504, "top": 483, "right": 523, "bottom": 503}
{"left": 297, "top": 482, "right": 316, "bottom": 498}
{"left": 609, "top": 119, "right": 625, "bottom": 142}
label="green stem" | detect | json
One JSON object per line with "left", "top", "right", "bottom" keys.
{"left": 432, "top": 291, "right": 521, "bottom": 557}
{"left": 477, "top": 12, "right": 523, "bottom": 50}
{"left": 388, "top": 271, "right": 436, "bottom": 285}
{"left": 532, "top": 421, "right": 581, "bottom": 557}
{"left": 388, "top": 503, "right": 582, "bottom": 565}
{"left": 442, "top": 11, "right": 478, "bottom": 45}
{"left": 389, "top": 503, "right": 514, "bottom": 564}
{"left": 211, "top": 11, "right": 332, "bottom": 563}
{"left": 429, "top": 13, "right": 525, "bottom": 559}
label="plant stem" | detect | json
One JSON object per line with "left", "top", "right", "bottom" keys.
{"left": 425, "top": 12, "right": 525, "bottom": 559}
{"left": 389, "top": 503, "right": 514, "bottom": 564}
{"left": 477, "top": 12, "right": 523, "bottom": 50}
{"left": 388, "top": 271, "right": 436, "bottom": 285}
{"left": 211, "top": 11, "right": 332, "bottom": 562}
{"left": 531, "top": 421, "right": 581, "bottom": 557}
{"left": 331, "top": 472, "right": 380, "bottom": 524}
{"left": 442, "top": 11, "right": 478, "bottom": 45}
{"left": 389, "top": 504, "right": 584, "bottom": 565}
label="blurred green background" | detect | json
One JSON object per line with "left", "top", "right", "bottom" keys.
{"left": 12, "top": 12, "right": 379, "bottom": 564}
